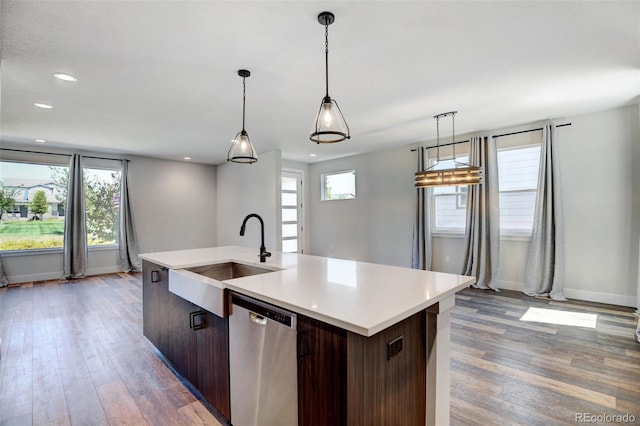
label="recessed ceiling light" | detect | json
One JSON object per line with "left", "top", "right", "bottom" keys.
{"left": 184, "top": 157, "right": 191, "bottom": 160}
{"left": 54, "top": 73, "right": 77, "bottom": 82}
{"left": 34, "top": 103, "right": 53, "bottom": 109}
{"left": 309, "top": 154, "right": 317, "bottom": 157}
{"left": 35, "top": 139, "right": 46, "bottom": 143}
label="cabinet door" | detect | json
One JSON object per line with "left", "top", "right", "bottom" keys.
{"left": 164, "top": 295, "right": 199, "bottom": 387}
{"left": 297, "top": 315, "right": 347, "bottom": 426}
{"left": 346, "top": 311, "right": 426, "bottom": 426}
{"left": 196, "top": 311, "right": 231, "bottom": 421}
{"left": 142, "top": 260, "right": 169, "bottom": 352}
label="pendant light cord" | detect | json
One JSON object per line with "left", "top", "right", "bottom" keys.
{"left": 242, "top": 76, "right": 246, "bottom": 132}
{"left": 435, "top": 115, "right": 440, "bottom": 164}
{"left": 451, "top": 112, "right": 457, "bottom": 161}
{"left": 324, "top": 22, "right": 329, "bottom": 98}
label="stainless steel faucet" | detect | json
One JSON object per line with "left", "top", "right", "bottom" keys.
{"left": 239, "top": 213, "right": 271, "bottom": 262}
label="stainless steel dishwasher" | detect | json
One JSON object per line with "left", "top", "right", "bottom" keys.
{"left": 229, "top": 292, "right": 298, "bottom": 426}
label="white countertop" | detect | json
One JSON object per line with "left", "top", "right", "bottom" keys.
{"left": 140, "top": 246, "right": 475, "bottom": 336}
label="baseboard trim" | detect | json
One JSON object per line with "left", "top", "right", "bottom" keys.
{"left": 8, "top": 266, "right": 122, "bottom": 284}
{"left": 562, "top": 288, "right": 637, "bottom": 309}
{"left": 496, "top": 280, "right": 522, "bottom": 292}
{"left": 496, "top": 280, "right": 637, "bottom": 308}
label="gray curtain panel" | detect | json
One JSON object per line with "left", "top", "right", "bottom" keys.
{"left": 524, "top": 124, "right": 566, "bottom": 300}
{"left": 63, "top": 154, "right": 88, "bottom": 278}
{"left": 0, "top": 254, "right": 9, "bottom": 287}
{"left": 118, "top": 160, "right": 142, "bottom": 272}
{"left": 461, "top": 136, "right": 500, "bottom": 290}
{"left": 412, "top": 147, "right": 432, "bottom": 270}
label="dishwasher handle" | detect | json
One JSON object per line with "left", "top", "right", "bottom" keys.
{"left": 249, "top": 311, "right": 267, "bottom": 326}
{"left": 230, "top": 292, "right": 296, "bottom": 329}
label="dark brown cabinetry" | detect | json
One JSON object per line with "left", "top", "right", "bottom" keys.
{"left": 142, "top": 260, "right": 169, "bottom": 353}
{"left": 144, "top": 259, "right": 427, "bottom": 426}
{"left": 297, "top": 311, "right": 426, "bottom": 426}
{"left": 142, "top": 261, "right": 230, "bottom": 422}
{"left": 195, "top": 310, "right": 231, "bottom": 420}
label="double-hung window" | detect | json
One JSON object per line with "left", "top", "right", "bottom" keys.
{"left": 496, "top": 132, "right": 541, "bottom": 236}
{"left": 432, "top": 157, "right": 469, "bottom": 232}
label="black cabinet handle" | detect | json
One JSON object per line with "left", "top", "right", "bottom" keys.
{"left": 190, "top": 311, "right": 206, "bottom": 330}
{"left": 151, "top": 268, "right": 167, "bottom": 283}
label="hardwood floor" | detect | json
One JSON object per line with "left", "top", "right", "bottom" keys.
{"left": 0, "top": 274, "right": 222, "bottom": 426}
{"left": 450, "top": 289, "right": 640, "bottom": 425}
{"left": 0, "top": 273, "right": 638, "bottom": 425}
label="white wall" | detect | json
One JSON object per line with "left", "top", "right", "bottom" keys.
{"left": 637, "top": 105, "right": 640, "bottom": 312}
{"left": 1, "top": 154, "right": 217, "bottom": 283}
{"left": 129, "top": 156, "right": 217, "bottom": 253}
{"left": 556, "top": 105, "right": 639, "bottom": 306}
{"left": 306, "top": 104, "right": 640, "bottom": 307}
{"left": 216, "top": 151, "right": 281, "bottom": 253}
{"left": 308, "top": 147, "right": 416, "bottom": 267}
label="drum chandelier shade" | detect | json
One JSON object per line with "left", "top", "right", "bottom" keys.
{"left": 414, "top": 111, "right": 483, "bottom": 188}
{"left": 228, "top": 69, "right": 258, "bottom": 164}
{"left": 310, "top": 11, "right": 350, "bottom": 144}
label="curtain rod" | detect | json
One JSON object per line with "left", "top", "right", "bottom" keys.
{"left": 1, "top": 147, "right": 128, "bottom": 162}
{"left": 411, "top": 123, "right": 571, "bottom": 151}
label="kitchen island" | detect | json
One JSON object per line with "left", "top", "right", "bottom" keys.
{"left": 140, "top": 246, "right": 475, "bottom": 426}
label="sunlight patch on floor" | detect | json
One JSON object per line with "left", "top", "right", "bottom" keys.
{"left": 520, "top": 307, "right": 597, "bottom": 328}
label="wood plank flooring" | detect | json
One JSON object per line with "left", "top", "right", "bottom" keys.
{"left": 1, "top": 273, "right": 638, "bottom": 425}
{"left": 0, "top": 274, "right": 221, "bottom": 426}
{"left": 451, "top": 290, "right": 640, "bottom": 425}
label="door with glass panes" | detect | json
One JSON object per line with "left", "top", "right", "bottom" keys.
{"left": 281, "top": 170, "right": 303, "bottom": 253}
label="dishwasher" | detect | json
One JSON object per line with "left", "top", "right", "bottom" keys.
{"left": 229, "top": 292, "right": 298, "bottom": 426}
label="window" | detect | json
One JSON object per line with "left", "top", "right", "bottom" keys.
{"left": 322, "top": 170, "right": 355, "bottom": 201}
{"left": 0, "top": 161, "right": 69, "bottom": 250}
{"left": 84, "top": 167, "right": 121, "bottom": 246}
{"left": 497, "top": 145, "right": 540, "bottom": 233}
{"left": 433, "top": 157, "right": 469, "bottom": 232}
{"left": 281, "top": 170, "right": 303, "bottom": 253}
{"left": 431, "top": 135, "right": 541, "bottom": 236}
{"left": 0, "top": 156, "right": 122, "bottom": 251}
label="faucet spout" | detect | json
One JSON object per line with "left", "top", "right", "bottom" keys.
{"left": 239, "top": 213, "right": 271, "bottom": 262}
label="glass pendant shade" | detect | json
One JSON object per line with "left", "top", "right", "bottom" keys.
{"left": 310, "top": 96, "right": 350, "bottom": 143}
{"left": 227, "top": 130, "right": 257, "bottom": 164}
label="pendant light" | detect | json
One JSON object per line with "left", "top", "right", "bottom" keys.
{"left": 228, "top": 69, "right": 258, "bottom": 164}
{"left": 414, "top": 111, "right": 483, "bottom": 187}
{"left": 310, "top": 11, "right": 350, "bottom": 144}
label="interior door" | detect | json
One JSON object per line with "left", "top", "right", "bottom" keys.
{"left": 281, "top": 170, "right": 303, "bottom": 254}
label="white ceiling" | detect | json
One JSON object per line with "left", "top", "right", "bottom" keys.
{"left": 2, "top": 1, "right": 639, "bottom": 165}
